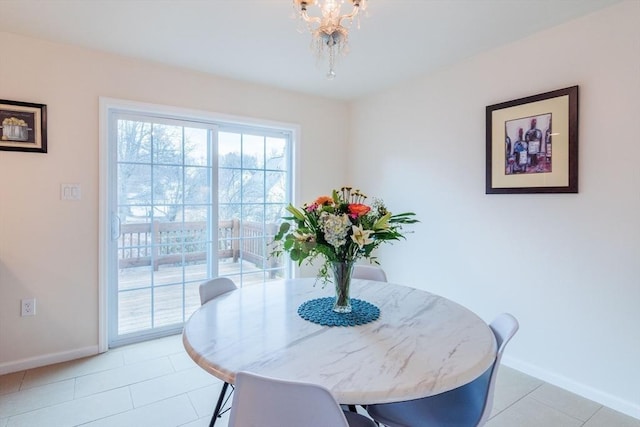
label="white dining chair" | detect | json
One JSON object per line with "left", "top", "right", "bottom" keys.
{"left": 198, "top": 277, "right": 238, "bottom": 427}
{"left": 228, "top": 371, "right": 377, "bottom": 427}
{"left": 352, "top": 264, "right": 387, "bottom": 282}
{"left": 366, "top": 313, "right": 519, "bottom": 427}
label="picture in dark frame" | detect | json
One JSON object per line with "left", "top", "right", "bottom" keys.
{"left": 486, "top": 86, "right": 578, "bottom": 194}
{"left": 0, "top": 99, "right": 47, "bottom": 153}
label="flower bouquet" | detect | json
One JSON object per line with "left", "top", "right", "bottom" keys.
{"left": 272, "top": 187, "right": 418, "bottom": 313}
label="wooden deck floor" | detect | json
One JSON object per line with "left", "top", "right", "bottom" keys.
{"left": 117, "top": 260, "right": 283, "bottom": 335}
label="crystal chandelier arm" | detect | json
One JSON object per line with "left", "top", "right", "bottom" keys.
{"left": 294, "top": 0, "right": 322, "bottom": 25}
{"left": 335, "top": 0, "right": 363, "bottom": 26}
{"left": 300, "top": 9, "right": 322, "bottom": 25}
{"left": 294, "top": 0, "right": 364, "bottom": 26}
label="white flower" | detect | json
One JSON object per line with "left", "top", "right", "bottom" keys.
{"left": 320, "top": 212, "right": 351, "bottom": 249}
{"left": 351, "top": 225, "right": 373, "bottom": 249}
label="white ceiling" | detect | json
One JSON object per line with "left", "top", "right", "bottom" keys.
{"left": 0, "top": 0, "right": 622, "bottom": 100}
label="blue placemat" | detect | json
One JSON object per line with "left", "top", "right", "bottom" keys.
{"left": 298, "top": 297, "right": 380, "bottom": 327}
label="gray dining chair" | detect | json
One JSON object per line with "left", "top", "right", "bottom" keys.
{"left": 228, "top": 371, "right": 377, "bottom": 427}
{"left": 198, "top": 277, "right": 238, "bottom": 427}
{"left": 199, "top": 276, "right": 237, "bottom": 305}
{"left": 352, "top": 264, "right": 387, "bottom": 282}
{"left": 366, "top": 313, "right": 519, "bottom": 427}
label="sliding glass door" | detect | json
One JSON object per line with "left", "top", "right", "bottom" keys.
{"left": 106, "top": 109, "right": 292, "bottom": 347}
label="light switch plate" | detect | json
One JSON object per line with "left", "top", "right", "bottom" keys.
{"left": 61, "top": 183, "right": 81, "bottom": 201}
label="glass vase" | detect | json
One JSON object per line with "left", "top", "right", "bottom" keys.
{"left": 331, "top": 261, "right": 354, "bottom": 313}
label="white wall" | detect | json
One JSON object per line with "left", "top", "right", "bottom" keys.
{"left": 349, "top": 1, "right": 639, "bottom": 418}
{"left": 1, "top": 1, "right": 638, "bottom": 419}
{"left": 0, "top": 32, "right": 349, "bottom": 370}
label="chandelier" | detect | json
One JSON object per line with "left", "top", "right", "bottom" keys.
{"left": 292, "top": 0, "right": 369, "bottom": 79}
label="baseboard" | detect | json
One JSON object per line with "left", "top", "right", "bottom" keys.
{"left": 0, "top": 346, "right": 99, "bottom": 375}
{"left": 502, "top": 355, "right": 640, "bottom": 420}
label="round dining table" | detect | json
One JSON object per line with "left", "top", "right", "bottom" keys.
{"left": 182, "top": 278, "right": 496, "bottom": 406}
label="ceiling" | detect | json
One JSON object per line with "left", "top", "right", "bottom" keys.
{"left": 0, "top": 0, "right": 622, "bottom": 101}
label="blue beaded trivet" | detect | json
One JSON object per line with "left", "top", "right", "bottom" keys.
{"left": 298, "top": 297, "right": 380, "bottom": 327}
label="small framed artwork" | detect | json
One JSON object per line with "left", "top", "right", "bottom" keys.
{"left": 0, "top": 99, "right": 47, "bottom": 153}
{"left": 486, "top": 86, "right": 578, "bottom": 194}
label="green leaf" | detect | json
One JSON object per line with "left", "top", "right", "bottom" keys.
{"left": 283, "top": 238, "right": 294, "bottom": 251}
{"left": 389, "top": 212, "right": 419, "bottom": 224}
{"left": 332, "top": 189, "right": 340, "bottom": 204}
{"left": 274, "top": 222, "right": 291, "bottom": 240}
{"left": 373, "top": 212, "right": 391, "bottom": 230}
{"left": 286, "top": 204, "right": 306, "bottom": 221}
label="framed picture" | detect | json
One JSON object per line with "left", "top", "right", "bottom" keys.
{"left": 486, "top": 86, "right": 578, "bottom": 194}
{"left": 0, "top": 99, "right": 47, "bottom": 153}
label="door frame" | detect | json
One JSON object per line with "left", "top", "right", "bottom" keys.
{"left": 98, "top": 97, "right": 299, "bottom": 352}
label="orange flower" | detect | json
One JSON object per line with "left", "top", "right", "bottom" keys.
{"left": 315, "top": 196, "right": 333, "bottom": 206}
{"left": 348, "top": 203, "right": 371, "bottom": 218}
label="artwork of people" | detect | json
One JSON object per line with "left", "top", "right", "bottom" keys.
{"left": 505, "top": 134, "right": 513, "bottom": 173}
{"left": 504, "top": 113, "right": 552, "bottom": 175}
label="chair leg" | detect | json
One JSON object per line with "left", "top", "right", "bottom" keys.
{"left": 209, "top": 382, "right": 231, "bottom": 427}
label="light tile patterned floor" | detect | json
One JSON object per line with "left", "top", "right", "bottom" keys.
{"left": 0, "top": 334, "right": 638, "bottom": 427}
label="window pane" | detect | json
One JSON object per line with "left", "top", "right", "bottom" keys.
{"left": 154, "top": 285, "right": 184, "bottom": 327}
{"left": 153, "top": 124, "right": 183, "bottom": 165}
{"left": 118, "top": 164, "right": 151, "bottom": 207}
{"left": 219, "top": 132, "right": 241, "bottom": 168}
{"left": 242, "top": 205, "right": 264, "bottom": 224}
{"left": 219, "top": 168, "right": 241, "bottom": 204}
{"left": 184, "top": 167, "right": 210, "bottom": 204}
{"left": 220, "top": 203, "right": 241, "bottom": 222}
{"left": 153, "top": 165, "right": 183, "bottom": 205}
{"left": 154, "top": 263, "right": 183, "bottom": 286}
{"left": 153, "top": 205, "right": 182, "bottom": 222}
{"left": 119, "top": 288, "right": 152, "bottom": 334}
{"left": 184, "top": 206, "right": 210, "bottom": 222}
{"left": 184, "top": 128, "right": 209, "bottom": 166}
{"left": 266, "top": 204, "right": 287, "bottom": 224}
{"left": 266, "top": 171, "right": 287, "bottom": 204}
{"left": 242, "top": 170, "right": 264, "bottom": 203}
{"left": 184, "top": 282, "right": 201, "bottom": 319}
{"left": 266, "top": 137, "right": 287, "bottom": 171}
{"left": 243, "top": 134, "right": 264, "bottom": 169}
{"left": 118, "top": 120, "right": 151, "bottom": 163}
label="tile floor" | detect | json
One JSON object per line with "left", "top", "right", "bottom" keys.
{"left": 0, "top": 334, "right": 638, "bottom": 427}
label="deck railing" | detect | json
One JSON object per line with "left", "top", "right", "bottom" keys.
{"left": 118, "top": 219, "right": 281, "bottom": 273}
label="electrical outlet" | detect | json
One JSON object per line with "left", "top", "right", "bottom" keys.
{"left": 21, "top": 299, "right": 36, "bottom": 316}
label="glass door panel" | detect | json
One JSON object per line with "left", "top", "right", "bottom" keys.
{"left": 217, "top": 128, "right": 289, "bottom": 286}
{"left": 111, "top": 114, "right": 215, "bottom": 346}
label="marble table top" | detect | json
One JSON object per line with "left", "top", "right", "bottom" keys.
{"left": 182, "top": 278, "right": 496, "bottom": 405}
